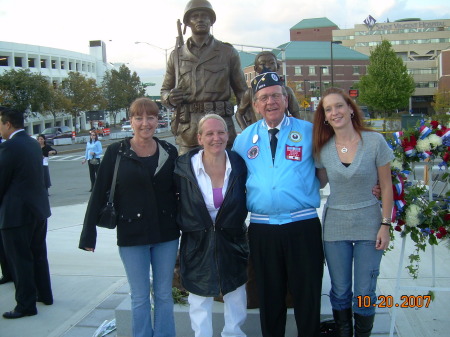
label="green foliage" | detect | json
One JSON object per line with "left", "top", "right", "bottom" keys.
{"left": 61, "top": 72, "right": 106, "bottom": 118}
{"left": 172, "top": 287, "right": 188, "bottom": 305}
{"left": 358, "top": 40, "right": 415, "bottom": 114}
{"left": 0, "top": 69, "right": 52, "bottom": 113}
{"left": 102, "top": 65, "right": 145, "bottom": 125}
{"left": 432, "top": 86, "right": 450, "bottom": 114}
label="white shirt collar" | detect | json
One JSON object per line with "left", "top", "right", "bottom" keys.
{"left": 263, "top": 115, "right": 285, "bottom": 131}
{"left": 192, "top": 149, "right": 232, "bottom": 177}
{"left": 8, "top": 129, "right": 25, "bottom": 139}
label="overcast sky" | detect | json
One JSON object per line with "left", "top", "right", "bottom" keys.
{"left": 1, "top": 0, "right": 449, "bottom": 79}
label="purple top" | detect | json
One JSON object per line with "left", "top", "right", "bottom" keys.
{"left": 213, "top": 187, "right": 224, "bottom": 209}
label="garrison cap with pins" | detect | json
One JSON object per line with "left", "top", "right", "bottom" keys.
{"left": 251, "top": 67, "right": 282, "bottom": 94}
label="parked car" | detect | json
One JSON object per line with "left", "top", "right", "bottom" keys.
{"left": 38, "top": 126, "right": 72, "bottom": 145}
{"left": 158, "top": 120, "right": 168, "bottom": 128}
{"left": 121, "top": 121, "right": 132, "bottom": 132}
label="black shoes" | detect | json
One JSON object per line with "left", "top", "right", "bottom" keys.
{"left": 0, "top": 276, "right": 12, "bottom": 285}
{"left": 3, "top": 309, "right": 37, "bottom": 319}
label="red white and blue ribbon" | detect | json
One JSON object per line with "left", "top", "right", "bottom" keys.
{"left": 419, "top": 125, "right": 432, "bottom": 139}
{"left": 393, "top": 131, "right": 403, "bottom": 145}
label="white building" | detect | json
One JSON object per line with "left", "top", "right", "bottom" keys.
{"left": 0, "top": 40, "right": 117, "bottom": 134}
{"left": 333, "top": 18, "right": 450, "bottom": 114}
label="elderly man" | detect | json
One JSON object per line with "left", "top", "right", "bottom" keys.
{"left": 161, "top": 0, "right": 247, "bottom": 155}
{"left": 0, "top": 107, "right": 53, "bottom": 319}
{"left": 232, "top": 72, "right": 324, "bottom": 337}
{"left": 236, "top": 51, "right": 301, "bottom": 130}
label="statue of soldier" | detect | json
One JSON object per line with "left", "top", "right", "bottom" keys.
{"left": 236, "top": 51, "right": 301, "bottom": 130}
{"left": 161, "top": 0, "right": 248, "bottom": 155}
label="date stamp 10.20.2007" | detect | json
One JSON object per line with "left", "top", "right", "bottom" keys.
{"left": 357, "top": 295, "right": 431, "bottom": 308}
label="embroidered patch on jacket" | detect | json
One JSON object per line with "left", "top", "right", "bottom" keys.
{"left": 247, "top": 145, "right": 259, "bottom": 159}
{"left": 285, "top": 145, "right": 302, "bottom": 161}
{"left": 288, "top": 131, "right": 302, "bottom": 142}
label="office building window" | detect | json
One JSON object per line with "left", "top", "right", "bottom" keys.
{"left": 14, "top": 57, "right": 23, "bottom": 67}
{"left": 69, "top": 62, "right": 73, "bottom": 70}
{"left": 40, "top": 59, "right": 47, "bottom": 68}
{"left": 51, "top": 60, "right": 57, "bottom": 69}
{"left": 61, "top": 61, "right": 65, "bottom": 69}
{"left": 0, "top": 56, "right": 8, "bottom": 66}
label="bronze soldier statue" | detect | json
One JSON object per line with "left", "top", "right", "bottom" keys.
{"left": 236, "top": 51, "right": 302, "bottom": 130}
{"left": 161, "top": 0, "right": 248, "bottom": 155}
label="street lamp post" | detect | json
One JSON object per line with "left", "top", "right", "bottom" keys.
{"left": 303, "top": 79, "right": 309, "bottom": 98}
{"left": 330, "top": 41, "right": 342, "bottom": 87}
{"left": 135, "top": 41, "right": 173, "bottom": 67}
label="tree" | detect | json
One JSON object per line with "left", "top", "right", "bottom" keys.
{"left": 43, "top": 85, "right": 73, "bottom": 123}
{"left": 0, "top": 69, "right": 52, "bottom": 113}
{"left": 102, "top": 65, "right": 145, "bottom": 125}
{"left": 358, "top": 40, "right": 415, "bottom": 115}
{"left": 432, "top": 86, "right": 450, "bottom": 114}
{"left": 61, "top": 72, "right": 106, "bottom": 120}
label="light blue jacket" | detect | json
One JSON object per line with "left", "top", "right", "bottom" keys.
{"left": 85, "top": 140, "right": 102, "bottom": 160}
{"left": 232, "top": 116, "right": 320, "bottom": 224}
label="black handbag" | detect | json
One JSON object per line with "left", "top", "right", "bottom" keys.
{"left": 97, "top": 152, "right": 121, "bottom": 229}
{"left": 90, "top": 157, "right": 100, "bottom": 165}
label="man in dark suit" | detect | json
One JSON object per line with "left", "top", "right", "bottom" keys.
{"left": 0, "top": 106, "right": 53, "bottom": 319}
{"left": 0, "top": 231, "right": 12, "bottom": 284}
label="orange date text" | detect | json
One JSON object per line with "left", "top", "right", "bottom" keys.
{"left": 356, "top": 295, "right": 431, "bottom": 308}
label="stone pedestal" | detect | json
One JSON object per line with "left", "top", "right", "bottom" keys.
{"left": 115, "top": 297, "right": 300, "bottom": 337}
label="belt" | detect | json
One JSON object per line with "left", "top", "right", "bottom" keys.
{"left": 183, "top": 101, "right": 231, "bottom": 113}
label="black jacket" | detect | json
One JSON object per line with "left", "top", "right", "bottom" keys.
{"left": 79, "top": 138, "right": 179, "bottom": 249}
{"left": 0, "top": 131, "right": 51, "bottom": 229}
{"left": 174, "top": 148, "right": 249, "bottom": 296}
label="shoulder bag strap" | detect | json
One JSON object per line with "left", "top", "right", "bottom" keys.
{"left": 107, "top": 148, "right": 122, "bottom": 205}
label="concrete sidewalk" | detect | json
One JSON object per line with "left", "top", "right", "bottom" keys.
{"left": 0, "top": 185, "right": 449, "bottom": 336}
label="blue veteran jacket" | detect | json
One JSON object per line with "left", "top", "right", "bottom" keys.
{"left": 232, "top": 116, "right": 320, "bottom": 225}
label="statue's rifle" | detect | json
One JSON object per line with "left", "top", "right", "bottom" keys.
{"left": 173, "top": 19, "right": 184, "bottom": 135}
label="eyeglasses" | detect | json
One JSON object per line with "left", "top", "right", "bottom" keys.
{"left": 255, "top": 93, "right": 284, "bottom": 103}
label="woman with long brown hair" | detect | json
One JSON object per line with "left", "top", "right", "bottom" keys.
{"left": 313, "top": 88, "right": 393, "bottom": 337}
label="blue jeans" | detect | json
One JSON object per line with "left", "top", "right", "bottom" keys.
{"left": 324, "top": 240, "right": 383, "bottom": 316}
{"left": 119, "top": 239, "right": 179, "bottom": 337}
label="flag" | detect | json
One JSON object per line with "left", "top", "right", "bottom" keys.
{"left": 364, "top": 15, "right": 377, "bottom": 29}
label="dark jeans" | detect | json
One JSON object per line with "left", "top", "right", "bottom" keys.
{"left": 88, "top": 160, "right": 100, "bottom": 188}
{"left": 249, "top": 218, "right": 324, "bottom": 337}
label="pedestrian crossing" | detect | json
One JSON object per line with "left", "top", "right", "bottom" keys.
{"left": 49, "top": 155, "right": 103, "bottom": 161}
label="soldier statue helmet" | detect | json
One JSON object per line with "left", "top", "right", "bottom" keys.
{"left": 183, "top": 0, "right": 216, "bottom": 25}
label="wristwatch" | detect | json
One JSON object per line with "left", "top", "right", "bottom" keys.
{"left": 381, "top": 217, "right": 392, "bottom": 226}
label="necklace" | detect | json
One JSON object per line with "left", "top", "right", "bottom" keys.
{"left": 336, "top": 135, "right": 359, "bottom": 154}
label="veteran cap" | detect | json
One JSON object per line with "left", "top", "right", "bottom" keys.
{"left": 251, "top": 71, "right": 282, "bottom": 94}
